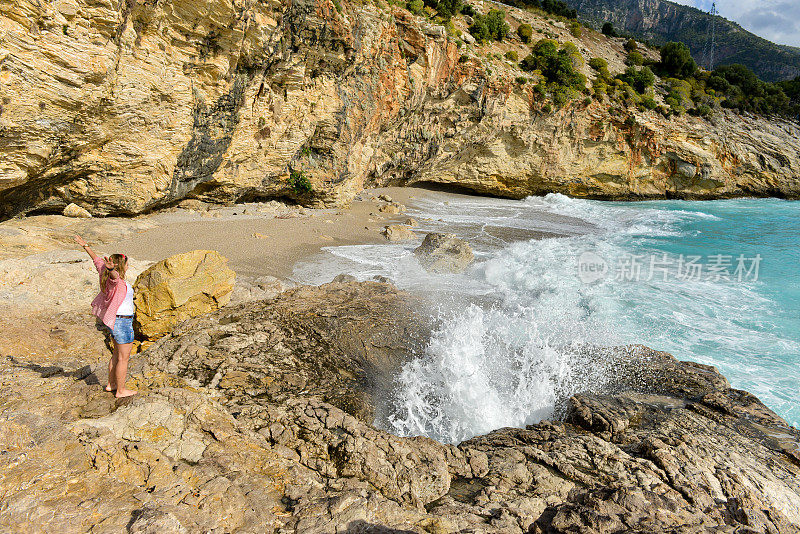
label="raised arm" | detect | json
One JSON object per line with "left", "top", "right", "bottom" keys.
{"left": 75, "top": 235, "right": 99, "bottom": 261}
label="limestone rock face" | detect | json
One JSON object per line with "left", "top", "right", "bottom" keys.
{"left": 414, "top": 232, "right": 474, "bottom": 273}
{"left": 1, "top": 0, "right": 798, "bottom": 217}
{"left": 133, "top": 250, "right": 235, "bottom": 340}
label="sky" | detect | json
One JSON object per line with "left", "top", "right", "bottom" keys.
{"left": 672, "top": 0, "right": 800, "bottom": 47}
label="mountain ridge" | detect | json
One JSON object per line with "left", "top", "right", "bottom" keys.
{"left": 565, "top": 0, "right": 800, "bottom": 82}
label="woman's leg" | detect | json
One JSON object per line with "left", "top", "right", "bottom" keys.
{"left": 106, "top": 343, "right": 119, "bottom": 392}
{"left": 114, "top": 342, "right": 137, "bottom": 398}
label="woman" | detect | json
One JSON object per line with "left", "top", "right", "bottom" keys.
{"left": 75, "top": 235, "right": 137, "bottom": 398}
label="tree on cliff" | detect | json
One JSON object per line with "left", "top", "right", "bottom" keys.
{"left": 659, "top": 42, "right": 697, "bottom": 79}
{"left": 601, "top": 22, "right": 617, "bottom": 37}
{"left": 468, "top": 9, "right": 509, "bottom": 43}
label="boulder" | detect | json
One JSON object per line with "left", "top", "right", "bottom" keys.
{"left": 140, "top": 281, "right": 429, "bottom": 423}
{"left": 133, "top": 250, "right": 235, "bottom": 340}
{"left": 413, "top": 233, "right": 474, "bottom": 273}
{"left": 379, "top": 202, "right": 405, "bottom": 214}
{"left": 62, "top": 203, "right": 92, "bottom": 218}
{"left": 405, "top": 217, "right": 418, "bottom": 227}
{"left": 382, "top": 224, "right": 416, "bottom": 241}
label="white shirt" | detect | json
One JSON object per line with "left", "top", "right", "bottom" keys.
{"left": 116, "top": 281, "right": 135, "bottom": 316}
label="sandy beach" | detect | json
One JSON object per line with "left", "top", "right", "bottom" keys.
{"left": 107, "top": 186, "right": 433, "bottom": 279}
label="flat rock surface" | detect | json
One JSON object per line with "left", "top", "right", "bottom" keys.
{"left": 1, "top": 282, "right": 799, "bottom": 533}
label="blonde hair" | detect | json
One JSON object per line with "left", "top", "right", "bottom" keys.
{"left": 100, "top": 253, "right": 128, "bottom": 292}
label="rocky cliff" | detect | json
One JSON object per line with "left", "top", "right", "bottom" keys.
{"left": 2, "top": 281, "right": 800, "bottom": 532}
{"left": 1, "top": 0, "right": 799, "bottom": 218}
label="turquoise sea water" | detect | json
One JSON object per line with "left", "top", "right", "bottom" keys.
{"left": 295, "top": 194, "right": 800, "bottom": 442}
{"left": 594, "top": 198, "right": 800, "bottom": 428}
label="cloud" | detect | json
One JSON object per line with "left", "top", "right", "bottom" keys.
{"left": 671, "top": 0, "right": 800, "bottom": 47}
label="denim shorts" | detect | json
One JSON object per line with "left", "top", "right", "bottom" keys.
{"left": 109, "top": 316, "right": 134, "bottom": 344}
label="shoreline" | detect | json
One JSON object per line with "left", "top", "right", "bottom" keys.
{"left": 107, "top": 186, "right": 435, "bottom": 280}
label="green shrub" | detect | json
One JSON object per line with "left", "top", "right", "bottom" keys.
{"left": 505, "top": 50, "right": 519, "bottom": 61}
{"left": 625, "top": 51, "right": 644, "bottom": 66}
{"left": 516, "top": 76, "right": 528, "bottom": 85}
{"left": 445, "top": 20, "right": 459, "bottom": 37}
{"left": 659, "top": 42, "right": 697, "bottom": 79}
{"left": 588, "top": 57, "right": 609, "bottom": 76}
{"left": 693, "top": 103, "right": 712, "bottom": 117}
{"left": 460, "top": 3, "right": 475, "bottom": 16}
{"left": 542, "top": 103, "right": 553, "bottom": 113}
{"left": 517, "top": 23, "right": 533, "bottom": 43}
{"left": 458, "top": 54, "right": 469, "bottom": 63}
{"left": 617, "top": 65, "right": 654, "bottom": 94}
{"left": 469, "top": 9, "right": 509, "bottom": 43}
{"left": 407, "top": 0, "right": 424, "bottom": 14}
{"left": 426, "top": 0, "right": 462, "bottom": 19}
{"left": 624, "top": 38, "right": 637, "bottom": 52}
{"left": 640, "top": 95, "right": 657, "bottom": 110}
{"left": 519, "top": 39, "right": 586, "bottom": 107}
{"left": 288, "top": 170, "right": 313, "bottom": 194}
{"left": 569, "top": 21, "right": 582, "bottom": 38}
{"left": 601, "top": 22, "right": 617, "bottom": 37}
{"left": 521, "top": 40, "right": 585, "bottom": 88}
{"left": 592, "top": 79, "right": 608, "bottom": 98}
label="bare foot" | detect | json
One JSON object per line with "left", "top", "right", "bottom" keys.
{"left": 105, "top": 385, "right": 116, "bottom": 392}
{"left": 115, "top": 388, "right": 137, "bottom": 399}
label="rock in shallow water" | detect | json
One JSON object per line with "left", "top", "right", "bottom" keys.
{"left": 414, "top": 232, "right": 475, "bottom": 273}
{"left": 383, "top": 224, "right": 416, "bottom": 241}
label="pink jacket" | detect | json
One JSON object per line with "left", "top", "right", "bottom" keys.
{"left": 90, "top": 257, "right": 128, "bottom": 329}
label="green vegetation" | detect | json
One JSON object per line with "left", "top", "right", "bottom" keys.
{"left": 468, "top": 9, "right": 509, "bottom": 43}
{"left": 520, "top": 39, "right": 586, "bottom": 107}
{"left": 777, "top": 76, "right": 800, "bottom": 104}
{"left": 505, "top": 50, "right": 519, "bottom": 62}
{"left": 658, "top": 42, "right": 697, "bottom": 79}
{"left": 517, "top": 23, "right": 533, "bottom": 44}
{"left": 708, "top": 64, "right": 798, "bottom": 116}
{"left": 601, "top": 22, "right": 617, "bottom": 38}
{"left": 460, "top": 3, "right": 475, "bottom": 16}
{"left": 333, "top": 0, "right": 343, "bottom": 13}
{"left": 650, "top": 41, "right": 799, "bottom": 117}
{"left": 624, "top": 39, "right": 637, "bottom": 52}
{"left": 625, "top": 51, "right": 644, "bottom": 66}
{"left": 618, "top": 65, "right": 654, "bottom": 93}
{"left": 288, "top": 170, "right": 313, "bottom": 195}
{"left": 407, "top": 0, "right": 424, "bottom": 14}
{"left": 569, "top": 22, "right": 582, "bottom": 38}
{"left": 570, "top": 0, "right": 800, "bottom": 82}
{"left": 423, "top": 0, "right": 463, "bottom": 19}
